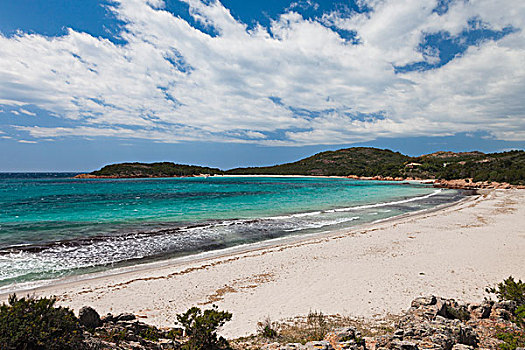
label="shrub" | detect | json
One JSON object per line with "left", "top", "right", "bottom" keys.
{"left": 0, "top": 294, "right": 83, "bottom": 350}
{"left": 489, "top": 277, "right": 525, "bottom": 350}
{"left": 176, "top": 305, "right": 232, "bottom": 350}
{"left": 306, "top": 310, "right": 330, "bottom": 341}
{"left": 515, "top": 305, "right": 525, "bottom": 329}
{"left": 487, "top": 276, "right": 525, "bottom": 306}
{"left": 257, "top": 317, "right": 280, "bottom": 339}
{"left": 496, "top": 328, "right": 525, "bottom": 350}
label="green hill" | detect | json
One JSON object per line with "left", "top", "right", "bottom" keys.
{"left": 226, "top": 147, "right": 525, "bottom": 185}
{"left": 82, "top": 148, "right": 525, "bottom": 185}
{"left": 226, "top": 147, "right": 410, "bottom": 177}
{"left": 407, "top": 150, "right": 525, "bottom": 184}
{"left": 89, "top": 162, "right": 223, "bottom": 178}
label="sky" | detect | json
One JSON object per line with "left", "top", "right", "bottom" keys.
{"left": 0, "top": 0, "right": 524, "bottom": 171}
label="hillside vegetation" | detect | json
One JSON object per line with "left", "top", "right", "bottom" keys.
{"left": 91, "top": 162, "right": 223, "bottom": 178}
{"left": 227, "top": 148, "right": 410, "bottom": 177}
{"left": 227, "top": 147, "right": 525, "bottom": 185}
{"left": 82, "top": 148, "right": 525, "bottom": 185}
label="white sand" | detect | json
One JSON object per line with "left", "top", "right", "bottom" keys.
{"left": 5, "top": 189, "right": 525, "bottom": 337}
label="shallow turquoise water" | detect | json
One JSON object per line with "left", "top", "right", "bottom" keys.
{"left": 0, "top": 174, "right": 462, "bottom": 289}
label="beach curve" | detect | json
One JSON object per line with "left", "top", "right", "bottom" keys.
{"left": 1, "top": 189, "right": 524, "bottom": 338}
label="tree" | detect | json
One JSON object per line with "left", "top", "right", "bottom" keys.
{"left": 176, "top": 305, "right": 232, "bottom": 350}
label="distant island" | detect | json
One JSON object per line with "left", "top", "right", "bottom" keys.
{"left": 75, "top": 162, "right": 223, "bottom": 178}
{"left": 75, "top": 147, "right": 525, "bottom": 187}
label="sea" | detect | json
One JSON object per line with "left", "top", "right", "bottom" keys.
{"left": 0, "top": 173, "right": 465, "bottom": 292}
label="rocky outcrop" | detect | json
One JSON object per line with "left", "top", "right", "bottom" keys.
{"left": 81, "top": 311, "right": 181, "bottom": 350}
{"left": 433, "top": 178, "right": 525, "bottom": 190}
{"left": 347, "top": 175, "right": 421, "bottom": 182}
{"left": 252, "top": 296, "right": 524, "bottom": 350}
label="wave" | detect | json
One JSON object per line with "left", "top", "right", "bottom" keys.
{"left": 0, "top": 187, "right": 457, "bottom": 288}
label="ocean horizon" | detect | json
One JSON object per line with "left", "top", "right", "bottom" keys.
{"left": 0, "top": 174, "right": 463, "bottom": 292}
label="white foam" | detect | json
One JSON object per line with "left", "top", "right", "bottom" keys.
{"left": 333, "top": 189, "right": 442, "bottom": 212}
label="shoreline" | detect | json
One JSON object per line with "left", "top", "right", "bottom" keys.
{"left": 2, "top": 189, "right": 524, "bottom": 338}
{"left": 74, "top": 172, "right": 525, "bottom": 190}
{"left": 0, "top": 187, "right": 464, "bottom": 296}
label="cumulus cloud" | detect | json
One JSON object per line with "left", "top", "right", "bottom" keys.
{"left": 0, "top": 0, "right": 524, "bottom": 145}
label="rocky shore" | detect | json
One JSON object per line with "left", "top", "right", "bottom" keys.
{"left": 347, "top": 174, "right": 525, "bottom": 190}
{"left": 72, "top": 294, "right": 524, "bottom": 349}
{"left": 433, "top": 178, "right": 525, "bottom": 190}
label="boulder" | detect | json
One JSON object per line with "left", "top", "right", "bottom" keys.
{"left": 469, "top": 302, "right": 492, "bottom": 319}
{"left": 494, "top": 300, "right": 517, "bottom": 312}
{"left": 452, "top": 345, "right": 474, "bottom": 350}
{"left": 78, "top": 306, "right": 102, "bottom": 329}
{"left": 391, "top": 340, "right": 418, "bottom": 350}
{"left": 282, "top": 344, "right": 307, "bottom": 349}
{"left": 411, "top": 296, "right": 437, "bottom": 308}
{"left": 458, "top": 326, "right": 478, "bottom": 347}
{"left": 304, "top": 340, "right": 334, "bottom": 349}
{"left": 116, "top": 312, "right": 137, "bottom": 322}
{"left": 101, "top": 313, "right": 116, "bottom": 323}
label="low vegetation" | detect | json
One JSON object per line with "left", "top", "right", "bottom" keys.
{"left": 0, "top": 295, "right": 83, "bottom": 350}
{"left": 487, "top": 276, "right": 525, "bottom": 350}
{"left": 1, "top": 277, "right": 525, "bottom": 349}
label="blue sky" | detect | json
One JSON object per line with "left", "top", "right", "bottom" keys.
{"left": 0, "top": 0, "right": 524, "bottom": 171}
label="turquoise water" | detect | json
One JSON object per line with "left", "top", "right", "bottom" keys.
{"left": 0, "top": 174, "right": 462, "bottom": 290}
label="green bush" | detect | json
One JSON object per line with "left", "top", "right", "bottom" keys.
{"left": 489, "top": 277, "right": 525, "bottom": 349}
{"left": 176, "top": 305, "right": 232, "bottom": 350}
{"left": 496, "top": 329, "right": 525, "bottom": 350}
{"left": 516, "top": 305, "right": 525, "bottom": 329}
{"left": 0, "top": 294, "right": 83, "bottom": 350}
{"left": 487, "top": 276, "right": 525, "bottom": 306}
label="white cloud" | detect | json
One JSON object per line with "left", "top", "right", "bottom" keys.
{"left": 19, "top": 108, "right": 36, "bottom": 116}
{"left": 17, "top": 140, "right": 37, "bottom": 144}
{"left": 0, "top": 0, "right": 524, "bottom": 145}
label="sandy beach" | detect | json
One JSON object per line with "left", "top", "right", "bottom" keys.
{"left": 4, "top": 189, "right": 525, "bottom": 338}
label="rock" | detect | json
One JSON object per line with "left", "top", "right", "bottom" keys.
{"left": 78, "top": 306, "right": 102, "bottom": 329}
{"left": 391, "top": 340, "right": 418, "bottom": 350}
{"left": 452, "top": 345, "right": 474, "bottom": 350}
{"left": 282, "top": 344, "right": 307, "bottom": 349}
{"left": 324, "top": 327, "right": 365, "bottom": 349}
{"left": 437, "top": 301, "right": 470, "bottom": 321}
{"left": 393, "top": 329, "right": 404, "bottom": 340}
{"left": 305, "top": 340, "right": 334, "bottom": 349}
{"left": 429, "top": 332, "right": 454, "bottom": 350}
{"left": 101, "top": 313, "right": 116, "bottom": 323}
{"left": 494, "top": 300, "right": 517, "bottom": 312}
{"left": 492, "top": 308, "right": 513, "bottom": 321}
{"left": 325, "top": 327, "right": 359, "bottom": 342}
{"left": 116, "top": 312, "right": 137, "bottom": 321}
{"left": 469, "top": 302, "right": 492, "bottom": 319}
{"left": 337, "top": 340, "right": 362, "bottom": 350}
{"left": 158, "top": 338, "right": 179, "bottom": 349}
{"left": 458, "top": 326, "right": 478, "bottom": 347}
{"left": 411, "top": 296, "right": 437, "bottom": 308}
